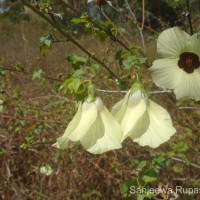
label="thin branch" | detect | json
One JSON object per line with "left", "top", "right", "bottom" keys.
{"left": 97, "top": 89, "right": 127, "bottom": 93}
{"left": 149, "top": 90, "right": 173, "bottom": 94}
{"left": 1, "top": 67, "right": 63, "bottom": 82}
{"left": 0, "top": 113, "right": 68, "bottom": 124}
{"left": 171, "top": 157, "right": 200, "bottom": 169}
{"left": 124, "top": 0, "right": 146, "bottom": 55}
{"left": 97, "top": 88, "right": 173, "bottom": 94}
{"left": 28, "top": 95, "right": 74, "bottom": 102}
{"left": 186, "top": 0, "right": 193, "bottom": 35}
{"left": 179, "top": 106, "right": 200, "bottom": 110}
{"left": 140, "top": 0, "right": 145, "bottom": 30}
{"left": 1, "top": 67, "right": 174, "bottom": 95}
{"left": 109, "top": 3, "right": 157, "bottom": 34}
{"left": 120, "top": 153, "right": 200, "bottom": 170}
{"left": 59, "top": 0, "right": 130, "bottom": 51}
{"left": 20, "top": 0, "right": 120, "bottom": 80}
{"left": 100, "top": 9, "right": 132, "bottom": 46}
{"left": 52, "top": 39, "right": 69, "bottom": 43}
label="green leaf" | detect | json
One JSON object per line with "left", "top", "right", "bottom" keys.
{"left": 116, "top": 79, "right": 129, "bottom": 90}
{"left": 15, "top": 63, "right": 24, "bottom": 71}
{"left": 61, "top": 77, "right": 86, "bottom": 100}
{"left": 173, "top": 165, "right": 183, "bottom": 173}
{"left": 71, "top": 18, "right": 88, "bottom": 24}
{"left": 141, "top": 175, "right": 157, "bottom": 183}
{"left": 86, "top": 64, "right": 100, "bottom": 76}
{"left": 0, "top": 69, "right": 5, "bottom": 77}
{"left": 0, "top": 149, "right": 5, "bottom": 157}
{"left": 25, "top": 135, "right": 35, "bottom": 143}
{"left": 136, "top": 160, "right": 147, "bottom": 170}
{"left": 115, "top": 50, "right": 123, "bottom": 66}
{"left": 32, "top": 69, "right": 44, "bottom": 81}
{"left": 72, "top": 69, "right": 84, "bottom": 78}
{"left": 174, "top": 141, "right": 188, "bottom": 152}
{"left": 81, "top": 189, "right": 102, "bottom": 199}
{"left": 91, "top": 190, "right": 102, "bottom": 197}
{"left": 0, "top": 100, "right": 3, "bottom": 112}
{"left": 120, "top": 178, "right": 137, "bottom": 196}
{"left": 153, "top": 155, "right": 166, "bottom": 165}
{"left": 54, "top": 83, "right": 62, "bottom": 92}
{"left": 119, "top": 27, "right": 127, "bottom": 34}
{"left": 137, "top": 194, "right": 146, "bottom": 200}
{"left": 123, "top": 55, "right": 147, "bottom": 69}
{"left": 73, "top": 79, "right": 85, "bottom": 94}
{"left": 67, "top": 55, "right": 88, "bottom": 70}
{"left": 120, "top": 183, "right": 129, "bottom": 195}
{"left": 95, "top": 29, "right": 107, "bottom": 41}
{"left": 40, "top": 34, "right": 53, "bottom": 53}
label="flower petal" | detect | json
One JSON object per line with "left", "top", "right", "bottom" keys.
{"left": 52, "top": 103, "right": 83, "bottom": 149}
{"left": 111, "top": 98, "right": 124, "bottom": 116}
{"left": 67, "top": 100, "right": 99, "bottom": 142}
{"left": 174, "top": 69, "right": 200, "bottom": 101}
{"left": 111, "top": 91, "right": 130, "bottom": 122}
{"left": 112, "top": 90, "right": 149, "bottom": 140}
{"left": 187, "top": 32, "right": 200, "bottom": 57}
{"left": 127, "top": 109, "right": 150, "bottom": 140}
{"left": 157, "top": 27, "right": 189, "bottom": 58}
{"left": 120, "top": 95, "right": 148, "bottom": 140}
{"left": 150, "top": 58, "right": 182, "bottom": 89}
{"left": 87, "top": 102, "right": 122, "bottom": 154}
{"left": 134, "top": 100, "right": 176, "bottom": 148}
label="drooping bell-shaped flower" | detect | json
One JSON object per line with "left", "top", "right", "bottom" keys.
{"left": 150, "top": 27, "right": 200, "bottom": 101}
{"left": 53, "top": 97, "right": 122, "bottom": 154}
{"left": 112, "top": 82, "right": 176, "bottom": 148}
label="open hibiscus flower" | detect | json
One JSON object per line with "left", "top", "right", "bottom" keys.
{"left": 112, "top": 82, "right": 176, "bottom": 148}
{"left": 150, "top": 27, "right": 200, "bottom": 101}
{"left": 53, "top": 97, "right": 122, "bottom": 154}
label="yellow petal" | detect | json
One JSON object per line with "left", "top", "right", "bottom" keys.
{"left": 120, "top": 93, "right": 148, "bottom": 140}
{"left": 127, "top": 109, "right": 150, "bottom": 140}
{"left": 134, "top": 100, "right": 176, "bottom": 148}
{"left": 150, "top": 58, "right": 182, "bottom": 89}
{"left": 111, "top": 90, "right": 130, "bottom": 122}
{"left": 112, "top": 90, "right": 149, "bottom": 140}
{"left": 87, "top": 99, "right": 122, "bottom": 154}
{"left": 157, "top": 27, "right": 189, "bottom": 58}
{"left": 52, "top": 103, "right": 83, "bottom": 149}
{"left": 67, "top": 100, "right": 98, "bottom": 142}
{"left": 187, "top": 33, "right": 200, "bottom": 58}
{"left": 54, "top": 98, "right": 122, "bottom": 154}
{"left": 174, "top": 69, "right": 200, "bottom": 101}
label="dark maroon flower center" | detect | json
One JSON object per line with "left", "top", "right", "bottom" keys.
{"left": 178, "top": 52, "right": 200, "bottom": 73}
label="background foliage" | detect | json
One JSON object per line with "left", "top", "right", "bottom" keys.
{"left": 0, "top": 0, "right": 200, "bottom": 199}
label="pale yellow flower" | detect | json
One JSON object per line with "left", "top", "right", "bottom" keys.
{"left": 112, "top": 83, "right": 176, "bottom": 148}
{"left": 53, "top": 97, "right": 122, "bottom": 154}
{"left": 150, "top": 27, "right": 200, "bottom": 101}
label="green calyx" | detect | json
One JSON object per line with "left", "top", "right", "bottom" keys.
{"left": 86, "top": 83, "right": 97, "bottom": 102}
{"left": 130, "top": 82, "right": 146, "bottom": 95}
